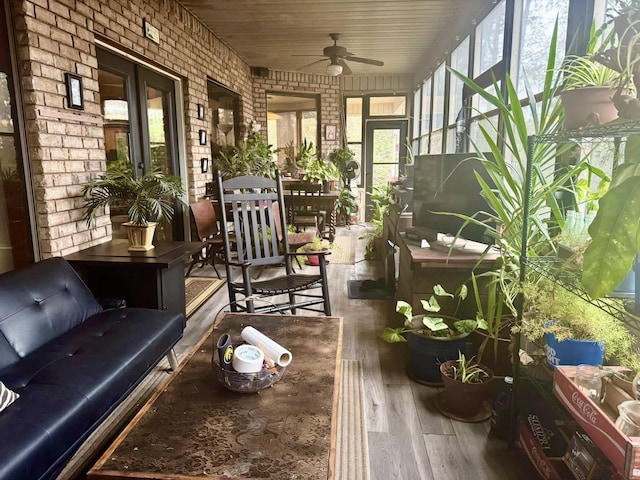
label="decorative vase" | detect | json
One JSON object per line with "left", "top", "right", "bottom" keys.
{"left": 440, "top": 360, "right": 494, "bottom": 417}
{"left": 123, "top": 222, "right": 157, "bottom": 251}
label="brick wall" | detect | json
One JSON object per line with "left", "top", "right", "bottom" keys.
{"left": 10, "top": 0, "right": 255, "bottom": 257}
{"left": 252, "top": 69, "right": 341, "bottom": 159}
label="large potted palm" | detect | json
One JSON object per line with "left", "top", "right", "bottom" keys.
{"left": 83, "top": 166, "right": 185, "bottom": 251}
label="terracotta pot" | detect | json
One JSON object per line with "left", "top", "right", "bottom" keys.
{"left": 440, "top": 360, "right": 494, "bottom": 417}
{"left": 560, "top": 87, "right": 620, "bottom": 130}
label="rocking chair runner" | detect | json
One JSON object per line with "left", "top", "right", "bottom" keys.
{"left": 216, "top": 171, "right": 332, "bottom": 315}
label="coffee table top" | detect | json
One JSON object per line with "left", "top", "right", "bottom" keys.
{"left": 88, "top": 313, "right": 343, "bottom": 480}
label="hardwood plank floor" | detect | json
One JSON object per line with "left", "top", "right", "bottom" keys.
{"left": 180, "top": 225, "right": 530, "bottom": 479}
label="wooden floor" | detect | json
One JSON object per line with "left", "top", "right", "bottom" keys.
{"left": 183, "top": 224, "right": 535, "bottom": 480}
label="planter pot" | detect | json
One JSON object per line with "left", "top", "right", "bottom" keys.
{"left": 305, "top": 252, "right": 330, "bottom": 266}
{"left": 473, "top": 327, "right": 513, "bottom": 377}
{"left": 406, "top": 329, "right": 470, "bottom": 385}
{"left": 440, "top": 360, "right": 494, "bottom": 417}
{"left": 560, "top": 87, "right": 621, "bottom": 130}
{"left": 123, "top": 222, "right": 157, "bottom": 251}
{"left": 544, "top": 331, "right": 605, "bottom": 369}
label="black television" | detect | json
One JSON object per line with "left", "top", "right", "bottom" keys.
{"left": 411, "top": 153, "right": 495, "bottom": 245}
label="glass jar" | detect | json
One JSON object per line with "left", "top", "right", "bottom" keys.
{"left": 575, "top": 364, "right": 602, "bottom": 402}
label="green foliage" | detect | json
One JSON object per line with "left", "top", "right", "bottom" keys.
{"left": 582, "top": 135, "right": 640, "bottom": 298}
{"left": 448, "top": 352, "right": 491, "bottom": 384}
{"left": 212, "top": 133, "right": 278, "bottom": 179}
{"left": 360, "top": 183, "right": 393, "bottom": 258}
{"left": 328, "top": 147, "right": 356, "bottom": 185}
{"left": 380, "top": 284, "right": 477, "bottom": 342}
{"left": 560, "top": 54, "right": 624, "bottom": 90}
{"left": 518, "top": 276, "right": 639, "bottom": 365}
{"left": 82, "top": 167, "right": 185, "bottom": 227}
{"left": 303, "top": 157, "right": 339, "bottom": 184}
{"left": 335, "top": 187, "right": 358, "bottom": 225}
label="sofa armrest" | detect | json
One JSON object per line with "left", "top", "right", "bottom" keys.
{"left": 97, "top": 297, "right": 127, "bottom": 309}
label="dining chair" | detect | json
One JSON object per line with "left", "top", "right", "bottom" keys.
{"left": 186, "top": 199, "right": 224, "bottom": 278}
{"left": 216, "top": 171, "right": 331, "bottom": 315}
{"left": 287, "top": 181, "right": 328, "bottom": 238}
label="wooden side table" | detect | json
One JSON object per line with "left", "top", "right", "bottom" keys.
{"left": 65, "top": 240, "right": 204, "bottom": 317}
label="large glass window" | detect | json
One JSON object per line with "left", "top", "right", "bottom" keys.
{"left": 448, "top": 36, "right": 470, "bottom": 125}
{"left": 412, "top": 89, "right": 421, "bottom": 140}
{"left": 474, "top": 0, "right": 506, "bottom": 76}
{"left": 516, "top": 0, "right": 569, "bottom": 96}
{"left": 432, "top": 64, "right": 446, "bottom": 130}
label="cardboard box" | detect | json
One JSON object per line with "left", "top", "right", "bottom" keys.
{"left": 554, "top": 366, "right": 640, "bottom": 479}
{"left": 564, "top": 431, "right": 616, "bottom": 480}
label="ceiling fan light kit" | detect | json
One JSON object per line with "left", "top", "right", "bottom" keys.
{"left": 326, "top": 59, "right": 343, "bottom": 76}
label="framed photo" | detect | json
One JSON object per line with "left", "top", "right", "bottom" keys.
{"left": 199, "top": 130, "right": 207, "bottom": 145}
{"left": 200, "top": 157, "right": 209, "bottom": 173}
{"left": 325, "top": 124, "right": 337, "bottom": 141}
{"left": 197, "top": 104, "right": 205, "bottom": 120}
{"left": 65, "top": 73, "right": 84, "bottom": 110}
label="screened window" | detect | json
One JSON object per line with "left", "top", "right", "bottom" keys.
{"left": 474, "top": 0, "right": 506, "bottom": 76}
{"left": 346, "top": 97, "right": 363, "bottom": 143}
{"left": 432, "top": 65, "right": 446, "bottom": 130}
{"left": 421, "top": 77, "right": 431, "bottom": 134}
{"left": 412, "top": 89, "right": 421, "bottom": 140}
{"left": 516, "top": 0, "right": 569, "bottom": 96}
{"left": 448, "top": 36, "right": 470, "bottom": 125}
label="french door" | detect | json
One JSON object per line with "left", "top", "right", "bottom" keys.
{"left": 364, "top": 120, "right": 408, "bottom": 220}
{"left": 97, "top": 48, "right": 183, "bottom": 240}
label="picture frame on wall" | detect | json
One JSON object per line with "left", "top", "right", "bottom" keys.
{"left": 325, "top": 124, "right": 337, "bottom": 141}
{"left": 65, "top": 73, "right": 84, "bottom": 110}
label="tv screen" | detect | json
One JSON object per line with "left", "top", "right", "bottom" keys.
{"left": 412, "top": 153, "right": 495, "bottom": 244}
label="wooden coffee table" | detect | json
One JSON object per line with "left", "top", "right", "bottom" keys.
{"left": 88, "top": 312, "right": 343, "bottom": 480}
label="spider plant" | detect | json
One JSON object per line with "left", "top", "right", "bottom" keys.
{"left": 448, "top": 352, "right": 490, "bottom": 384}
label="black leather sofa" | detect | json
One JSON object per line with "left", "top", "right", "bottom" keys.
{"left": 0, "top": 257, "right": 185, "bottom": 480}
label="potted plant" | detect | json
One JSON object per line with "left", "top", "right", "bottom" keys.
{"left": 299, "top": 235, "right": 333, "bottom": 266}
{"left": 335, "top": 186, "right": 358, "bottom": 226}
{"left": 360, "top": 183, "right": 392, "bottom": 259}
{"left": 381, "top": 284, "right": 477, "bottom": 385}
{"left": 303, "top": 157, "right": 339, "bottom": 193}
{"left": 82, "top": 166, "right": 185, "bottom": 251}
{"left": 212, "top": 133, "right": 279, "bottom": 179}
{"left": 517, "top": 276, "right": 639, "bottom": 369}
{"left": 328, "top": 146, "right": 356, "bottom": 189}
{"left": 440, "top": 351, "right": 494, "bottom": 418}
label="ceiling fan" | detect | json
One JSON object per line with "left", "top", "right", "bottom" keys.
{"left": 295, "top": 33, "right": 384, "bottom": 76}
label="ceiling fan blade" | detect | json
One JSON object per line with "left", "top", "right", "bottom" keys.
{"left": 338, "top": 59, "right": 352, "bottom": 75}
{"left": 297, "top": 58, "right": 328, "bottom": 70}
{"left": 344, "top": 56, "right": 384, "bottom": 67}
{"left": 291, "top": 54, "right": 326, "bottom": 57}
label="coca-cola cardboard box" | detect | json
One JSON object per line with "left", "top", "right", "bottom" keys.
{"left": 554, "top": 366, "right": 640, "bottom": 479}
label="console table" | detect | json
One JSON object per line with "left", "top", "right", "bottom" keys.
{"left": 396, "top": 227, "right": 500, "bottom": 317}
{"left": 65, "top": 239, "right": 203, "bottom": 317}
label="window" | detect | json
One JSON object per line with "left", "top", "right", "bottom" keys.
{"left": 412, "top": 88, "right": 421, "bottom": 140}
{"left": 369, "top": 96, "right": 406, "bottom": 116}
{"left": 448, "top": 36, "right": 470, "bottom": 125}
{"left": 516, "top": 0, "right": 569, "bottom": 96}
{"left": 474, "top": 0, "right": 506, "bottom": 76}
{"left": 432, "top": 65, "right": 446, "bottom": 130}
{"left": 266, "top": 93, "right": 319, "bottom": 167}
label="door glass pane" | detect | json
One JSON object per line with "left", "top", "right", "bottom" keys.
{"left": 99, "top": 69, "right": 132, "bottom": 174}
{"left": 372, "top": 128, "right": 400, "bottom": 186}
{"left": 146, "top": 86, "right": 172, "bottom": 174}
{"left": 0, "top": 25, "right": 34, "bottom": 272}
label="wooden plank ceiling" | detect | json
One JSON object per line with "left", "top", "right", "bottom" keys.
{"left": 180, "top": 0, "right": 469, "bottom": 77}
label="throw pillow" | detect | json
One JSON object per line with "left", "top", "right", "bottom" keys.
{"left": 0, "top": 381, "right": 18, "bottom": 412}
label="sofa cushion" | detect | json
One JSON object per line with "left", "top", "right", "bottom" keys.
{"left": 0, "top": 307, "right": 184, "bottom": 480}
{"left": 0, "top": 381, "right": 18, "bottom": 412}
{"left": 0, "top": 258, "right": 103, "bottom": 370}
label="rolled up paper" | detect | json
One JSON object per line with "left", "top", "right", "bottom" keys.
{"left": 232, "top": 344, "right": 264, "bottom": 373}
{"left": 216, "top": 333, "right": 234, "bottom": 370}
{"left": 241, "top": 326, "right": 292, "bottom": 367}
